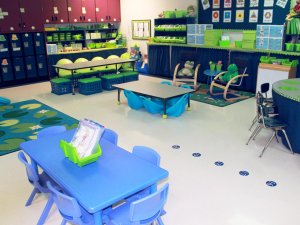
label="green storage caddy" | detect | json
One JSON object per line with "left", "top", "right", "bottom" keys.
{"left": 122, "top": 71, "right": 139, "bottom": 82}
{"left": 101, "top": 74, "right": 124, "bottom": 90}
{"left": 51, "top": 78, "right": 72, "bottom": 95}
{"left": 78, "top": 77, "right": 102, "bottom": 95}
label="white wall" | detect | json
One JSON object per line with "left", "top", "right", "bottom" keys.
{"left": 120, "top": 0, "right": 197, "bottom": 55}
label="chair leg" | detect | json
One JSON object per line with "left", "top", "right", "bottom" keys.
{"left": 281, "top": 129, "right": 294, "bottom": 154}
{"left": 246, "top": 125, "right": 260, "bottom": 145}
{"left": 275, "top": 131, "right": 280, "bottom": 143}
{"left": 37, "top": 194, "right": 54, "bottom": 225}
{"left": 25, "top": 187, "right": 39, "bottom": 206}
{"left": 249, "top": 115, "right": 258, "bottom": 131}
{"left": 252, "top": 126, "right": 263, "bottom": 141}
{"left": 259, "top": 131, "right": 276, "bottom": 158}
{"left": 60, "top": 219, "right": 67, "bottom": 225}
{"left": 157, "top": 217, "right": 164, "bottom": 225}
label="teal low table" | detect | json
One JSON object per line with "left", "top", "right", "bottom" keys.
{"left": 272, "top": 78, "right": 300, "bottom": 153}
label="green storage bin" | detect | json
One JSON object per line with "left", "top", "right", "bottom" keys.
{"left": 60, "top": 140, "right": 102, "bottom": 167}
{"left": 295, "top": 44, "right": 300, "bottom": 52}
{"left": 242, "top": 31, "right": 256, "bottom": 41}
{"left": 175, "top": 10, "right": 187, "bottom": 18}
{"left": 164, "top": 11, "right": 176, "bottom": 18}
{"left": 242, "top": 41, "right": 255, "bottom": 49}
{"left": 285, "top": 43, "right": 295, "bottom": 52}
{"left": 235, "top": 41, "right": 242, "bottom": 48}
{"left": 219, "top": 40, "right": 230, "bottom": 47}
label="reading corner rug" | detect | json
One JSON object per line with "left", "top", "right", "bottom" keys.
{"left": 0, "top": 99, "right": 78, "bottom": 156}
{"left": 191, "top": 84, "right": 255, "bottom": 107}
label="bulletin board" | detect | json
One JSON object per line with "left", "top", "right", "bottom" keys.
{"left": 132, "top": 20, "right": 151, "bottom": 40}
{"left": 198, "top": 0, "right": 292, "bottom": 30}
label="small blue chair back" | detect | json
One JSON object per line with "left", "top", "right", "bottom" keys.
{"left": 132, "top": 146, "right": 160, "bottom": 166}
{"left": 103, "top": 128, "right": 118, "bottom": 145}
{"left": 166, "top": 94, "right": 188, "bottom": 117}
{"left": 18, "top": 151, "right": 40, "bottom": 186}
{"left": 37, "top": 125, "right": 67, "bottom": 139}
{"left": 129, "top": 183, "right": 169, "bottom": 223}
{"left": 160, "top": 81, "right": 172, "bottom": 86}
{"left": 141, "top": 96, "right": 163, "bottom": 114}
{"left": 124, "top": 90, "right": 144, "bottom": 110}
{"left": 47, "top": 181, "right": 94, "bottom": 225}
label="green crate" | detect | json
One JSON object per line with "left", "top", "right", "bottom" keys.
{"left": 101, "top": 74, "right": 124, "bottom": 90}
{"left": 175, "top": 10, "right": 187, "bottom": 18}
{"left": 295, "top": 44, "right": 300, "bottom": 52}
{"left": 219, "top": 40, "right": 230, "bottom": 47}
{"left": 242, "top": 41, "right": 255, "bottom": 49}
{"left": 122, "top": 71, "right": 139, "bottom": 82}
{"left": 235, "top": 41, "right": 242, "bottom": 48}
{"left": 242, "top": 31, "right": 256, "bottom": 41}
{"left": 50, "top": 78, "right": 72, "bottom": 95}
{"left": 60, "top": 140, "right": 102, "bottom": 167}
{"left": 285, "top": 43, "right": 295, "bottom": 51}
{"left": 79, "top": 78, "right": 102, "bottom": 95}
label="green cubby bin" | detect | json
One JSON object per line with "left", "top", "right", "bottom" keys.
{"left": 60, "top": 140, "right": 102, "bottom": 167}
{"left": 285, "top": 43, "right": 295, "bottom": 52}
{"left": 219, "top": 40, "right": 230, "bottom": 47}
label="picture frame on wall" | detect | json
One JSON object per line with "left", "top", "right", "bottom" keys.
{"left": 132, "top": 20, "right": 151, "bottom": 40}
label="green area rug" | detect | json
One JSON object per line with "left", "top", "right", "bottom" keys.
{"left": 0, "top": 99, "right": 78, "bottom": 156}
{"left": 191, "top": 84, "right": 255, "bottom": 107}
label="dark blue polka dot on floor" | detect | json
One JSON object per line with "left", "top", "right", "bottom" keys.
{"left": 239, "top": 171, "right": 249, "bottom": 176}
{"left": 214, "top": 161, "right": 224, "bottom": 166}
{"left": 266, "top": 181, "right": 277, "bottom": 187}
{"left": 192, "top": 153, "right": 201, "bottom": 157}
{"left": 172, "top": 145, "right": 180, "bottom": 149}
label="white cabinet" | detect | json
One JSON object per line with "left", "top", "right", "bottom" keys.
{"left": 256, "top": 63, "right": 297, "bottom": 97}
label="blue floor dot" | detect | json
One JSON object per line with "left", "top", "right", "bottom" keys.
{"left": 239, "top": 171, "right": 249, "bottom": 176}
{"left": 172, "top": 145, "right": 180, "bottom": 149}
{"left": 192, "top": 153, "right": 201, "bottom": 157}
{"left": 266, "top": 181, "right": 277, "bottom": 187}
{"left": 214, "top": 161, "right": 224, "bottom": 166}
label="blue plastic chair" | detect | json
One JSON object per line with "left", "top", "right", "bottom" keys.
{"left": 160, "top": 81, "right": 172, "bottom": 85}
{"left": 124, "top": 90, "right": 144, "bottom": 110}
{"left": 103, "top": 128, "right": 118, "bottom": 145}
{"left": 37, "top": 125, "right": 67, "bottom": 139}
{"left": 130, "top": 146, "right": 161, "bottom": 199}
{"left": 46, "top": 181, "right": 95, "bottom": 225}
{"left": 106, "top": 183, "right": 169, "bottom": 225}
{"left": 18, "top": 151, "right": 57, "bottom": 224}
{"left": 166, "top": 94, "right": 188, "bottom": 117}
{"left": 141, "top": 96, "right": 163, "bottom": 114}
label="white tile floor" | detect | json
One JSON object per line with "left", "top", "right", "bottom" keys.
{"left": 1, "top": 75, "right": 300, "bottom": 225}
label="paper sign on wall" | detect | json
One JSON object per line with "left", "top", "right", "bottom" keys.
{"left": 212, "top": 11, "right": 220, "bottom": 22}
{"left": 263, "top": 9, "right": 273, "bottom": 23}
{"left": 276, "top": 0, "right": 288, "bottom": 8}
{"left": 236, "top": 10, "right": 244, "bottom": 22}
{"left": 201, "top": 0, "right": 210, "bottom": 10}
{"left": 223, "top": 11, "right": 231, "bottom": 23}
{"left": 250, "top": 0, "right": 259, "bottom": 7}
{"left": 249, "top": 10, "right": 258, "bottom": 22}
{"left": 213, "top": 0, "right": 220, "bottom": 8}
{"left": 264, "top": 0, "right": 274, "bottom": 7}
{"left": 224, "top": 0, "right": 232, "bottom": 8}
{"left": 236, "top": 0, "right": 245, "bottom": 8}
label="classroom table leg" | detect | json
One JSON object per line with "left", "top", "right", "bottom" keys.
{"left": 117, "top": 89, "right": 121, "bottom": 105}
{"left": 187, "top": 95, "right": 191, "bottom": 111}
{"left": 71, "top": 70, "right": 75, "bottom": 95}
{"left": 162, "top": 99, "right": 167, "bottom": 119}
{"left": 94, "top": 211, "right": 103, "bottom": 225}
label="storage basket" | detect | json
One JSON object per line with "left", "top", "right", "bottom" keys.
{"left": 295, "top": 44, "right": 300, "bottom": 52}
{"left": 122, "top": 71, "right": 139, "bottom": 82}
{"left": 51, "top": 78, "right": 72, "bottom": 95}
{"left": 175, "top": 10, "right": 187, "bottom": 18}
{"left": 285, "top": 43, "right": 295, "bottom": 51}
{"left": 242, "top": 41, "right": 255, "bottom": 49}
{"left": 60, "top": 140, "right": 102, "bottom": 167}
{"left": 101, "top": 74, "right": 124, "bottom": 90}
{"left": 242, "top": 31, "right": 256, "bottom": 41}
{"left": 235, "top": 41, "right": 242, "bottom": 48}
{"left": 219, "top": 40, "right": 230, "bottom": 47}
{"left": 79, "top": 78, "right": 102, "bottom": 95}
{"left": 164, "top": 11, "right": 176, "bottom": 18}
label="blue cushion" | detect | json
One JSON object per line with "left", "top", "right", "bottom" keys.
{"left": 124, "top": 90, "right": 144, "bottom": 110}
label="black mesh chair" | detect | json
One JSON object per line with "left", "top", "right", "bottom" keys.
{"left": 246, "top": 92, "right": 293, "bottom": 157}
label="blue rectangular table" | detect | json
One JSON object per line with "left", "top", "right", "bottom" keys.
{"left": 20, "top": 130, "right": 169, "bottom": 225}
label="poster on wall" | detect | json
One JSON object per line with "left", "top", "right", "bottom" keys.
{"left": 236, "top": 10, "right": 244, "bottom": 22}
{"left": 212, "top": 11, "right": 220, "bottom": 22}
{"left": 276, "top": 0, "right": 288, "bottom": 8}
{"left": 201, "top": 0, "right": 210, "bottom": 10}
{"left": 263, "top": 9, "right": 273, "bottom": 23}
{"left": 250, "top": 0, "right": 259, "bottom": 7}
{"left": 223, "top": 11, "right": 232, "bottom": 22}
{"left": 224, "top": 0, "right": 232, "bottom": 8}
{"left": 249, "top": 10, "right": 259, "bottom": 22}
{"left": 236, "top": 0, "right": 245, "bottom": 8}
{"left": 213, "top": 0, "right": 220, "bottom": 8}
{"left": 264, "top": 0, "right": 274, "bottom": 7}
